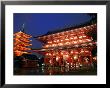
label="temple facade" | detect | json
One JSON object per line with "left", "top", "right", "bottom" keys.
{"left": 35, "top": 22, "right": 97, "bottom": 68}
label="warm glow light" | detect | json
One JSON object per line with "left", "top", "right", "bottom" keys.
{"left": 75, "top": 51, "right": 78, "bottom": 54}
{"left": 14, "top": 31, "right": 32, "bottom": 56}
{"left": 59, "top": 43, "right": 63, "bottom": 46}
{"left": 46, "top": 53, "right": 48, "bottom": 56}
{"left": 86, "top": 39, "right": 92, "bottom": 42}
{"left": 65, "top": 42, "right": 70, "bottom": 45}
{"left": 74, "top": 36, "right": 77, "bottom": 39}
{"left": 61, "top": 52, "right": 63, "bottom": 55}
{"left": 45, "top": 45, "right": 49, "bottom": 48}
{"left": 56, "top": 56, "right": 59, "bottom": 61}
{"left": 70, "top": 37, "right": 73, "bottom": 40}
{"left": 85, "top": 50, "right": 89, "bottom": 53}
{"left": 52, "top": 44, "right": 55, "bottom": 47}
{"left": 93, "top": 56, "right": 97, "bottom": 60}
{"left": 70, "top": 51, "right": 73, "bottom": 54}
{"left": 54, "top": 40, "right": 57, "bottom": 42}
{"left": 81, "top": 50, "right": 84, "bottom": 53}
{"left": 66, "top": 54, "right": 69, "bottom": 58}
{"left": 79, "top": 36, "right": 82, "bottom": 39}
{"left": 74, "top": 55, "right": 78, "bottom": 60}
{"left": 83, "top": 35, "right": 86, "bottom": 38}
{"left": 89, "top": 43, "right": 93, "bottom": 46}
{"left": 65, "top": 38, "right": 69, "bottom": 40}
{"left": 57, "top": 40, "right": 59, "bottom": 42}
{"left": 79, "top": 40, "right": 82, "bottom": 42}
{"left": 49, "top": 53, "right": 51, "bottom": 56}
{"left": 48, "top": 41, "right": 52, "bottom": 44}
{"left": 74, "top": 41, "right": 77, "bottom": 44}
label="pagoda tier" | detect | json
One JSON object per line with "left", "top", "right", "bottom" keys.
{"left": 14, "top": 31, "right": 32, "bottom": 38}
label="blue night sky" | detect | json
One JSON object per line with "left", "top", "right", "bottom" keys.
{"left": 14, "top": 13, "right": 92, "bottom": 49}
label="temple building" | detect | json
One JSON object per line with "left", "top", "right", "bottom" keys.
{"left": 34, "top": 22, "right": 97, "bottom": 68}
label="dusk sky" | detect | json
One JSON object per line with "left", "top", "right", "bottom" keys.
{"left": 14, "top": 13, "right": 92, "bottom": 49}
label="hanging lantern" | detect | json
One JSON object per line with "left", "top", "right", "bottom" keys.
{"left": 74, "top": 55, "right": 78, "bottom": 60}
{"left": 56, "top": 56, "right": 59, "bottom": 62}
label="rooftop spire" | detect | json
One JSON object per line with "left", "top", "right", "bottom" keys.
{"left": 21, "top": 23, "right": 25, "bottom": 32}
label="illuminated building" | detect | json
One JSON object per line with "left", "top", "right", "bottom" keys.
{"left": 34, "top": 22, "right": 97, "bottom": 67}
{"left": 14, "top": 24, "right": 32, "bottom": 56}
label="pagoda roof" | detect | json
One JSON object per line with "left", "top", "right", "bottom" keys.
{"left": 34, "top": 21, "right": 96, "bottom": 38}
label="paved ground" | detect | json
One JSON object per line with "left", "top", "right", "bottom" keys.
{"left": 14, "top": 66, "right": 97, "bottom": 75}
